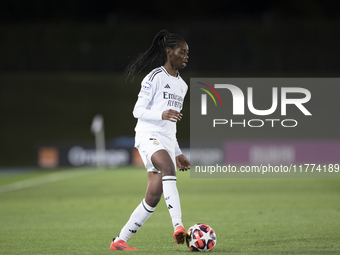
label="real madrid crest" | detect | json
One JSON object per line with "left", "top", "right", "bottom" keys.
{"left": 153, "top": 140, "right": 159, "bottom": 146}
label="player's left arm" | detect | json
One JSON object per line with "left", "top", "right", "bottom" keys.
{"left": 175, "top": 81, "right": 190, "bottom": 171}
{"left": 175, "top": 140, "right": 190, "bottom": 171}
{"left": 176, "top": 154, "right": 190, "bottom": 171}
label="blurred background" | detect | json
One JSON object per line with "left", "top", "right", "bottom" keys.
{"left": 1, "top": 0, "right": 340, "bottom": 168}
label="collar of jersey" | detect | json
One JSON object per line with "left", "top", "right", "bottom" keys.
{"left": 161, "top": 66, "right": 180, "bottom": 79}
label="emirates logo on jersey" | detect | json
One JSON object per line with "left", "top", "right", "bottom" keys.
{"left": 163, "top": 92, "right": 183, "bottom": 109}
{"left": 163, "top": 92, "right": 183, "bottom": 102}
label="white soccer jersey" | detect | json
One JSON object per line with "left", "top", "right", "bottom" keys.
{"left": 133, "top": 66, "right": 188, "bottom": 154}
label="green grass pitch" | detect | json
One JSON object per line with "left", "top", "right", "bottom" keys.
{"left": 0, "top": 167, "right": 339, "bottom": 254}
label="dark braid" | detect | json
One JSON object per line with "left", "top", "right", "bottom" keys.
{"left": 125, "top": 29, "right": 185, "bottom": 81}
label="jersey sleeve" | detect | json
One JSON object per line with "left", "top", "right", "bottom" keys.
{"left": 137, "top": 76, "right": 155, "bottom": 100}
{"left": 133, "top": 97, "right": 163, "bottom": 120}
{"left": 132, "top": 75, "right": 163, "bottom": 121}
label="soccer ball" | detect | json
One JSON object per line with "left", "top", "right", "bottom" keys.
{"left": 186, "top": 223, "right": 216, "bottom": 252}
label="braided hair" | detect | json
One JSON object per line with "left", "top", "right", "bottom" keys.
{"left": 125, "top": 30, "right": 185, "bottom": 81}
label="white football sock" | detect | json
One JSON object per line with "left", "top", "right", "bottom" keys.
{"left": 115, "top": 199, "right": 155, "bottom": 242}
{"left": 162, "top": 175, "right": 183, "bottom": 231}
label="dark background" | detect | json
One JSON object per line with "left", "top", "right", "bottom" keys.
{"left": 1, "top": 0, "right": 340, "bottom": 166}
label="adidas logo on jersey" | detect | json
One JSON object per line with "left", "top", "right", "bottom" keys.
{"left": 164, "top": 84, "right": 171, "bottom": 89}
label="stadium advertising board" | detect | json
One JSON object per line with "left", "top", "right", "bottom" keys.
{"left": 37, "top": 145, "right": 131, "bottom": 168}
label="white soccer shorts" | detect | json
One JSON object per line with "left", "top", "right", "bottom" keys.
{"left": 135, "top": 133, "right": 176, "bottom": 173}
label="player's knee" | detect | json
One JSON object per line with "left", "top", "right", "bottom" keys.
{"left": 161, "top": 165, "right": 176, "bottom": 176}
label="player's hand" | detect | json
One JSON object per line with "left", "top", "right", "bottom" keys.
{"left": 176, "top": 154, "right": 191, "bottom": 171}
{"left": 162, "top": 109, "right": 182, "bottom": 122}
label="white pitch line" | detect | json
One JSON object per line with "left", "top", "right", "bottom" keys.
{"left": 0, "top": 169, "right": 104, "bottom": 194}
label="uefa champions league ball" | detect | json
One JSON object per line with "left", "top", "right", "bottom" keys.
{"left": 186, "top": 223, "right": 216, "bottom": 252}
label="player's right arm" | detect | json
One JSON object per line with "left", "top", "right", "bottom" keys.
{"left": 133, "top": 76, "right": 182, "bottom": 122}
{"left": 133, "top": 77, "right": 162, "bottom": 120}
{"left": 134, "top": 99, "right": 182, "bottom": 122}
{"left": 133, "top": 97, "right": 163, "bottom": 120}
{"left": 162, "top": 109, "right": 182, "bottom": 122}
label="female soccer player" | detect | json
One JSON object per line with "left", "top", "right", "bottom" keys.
{"left": 110, "top": 30, "right": 191, "bottom": 251}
